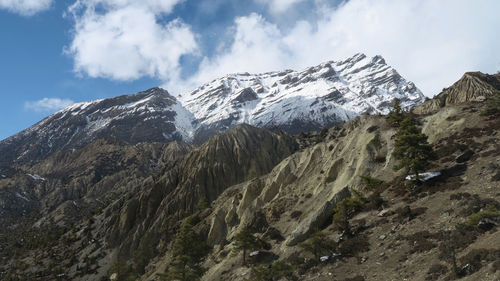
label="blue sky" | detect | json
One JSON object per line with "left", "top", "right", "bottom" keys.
{"left": 0, "top": 0, "right": 499, "bottom": 140}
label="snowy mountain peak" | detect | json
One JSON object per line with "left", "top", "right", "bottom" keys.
{"left": 181, "top": 53, "right": 425, "bottom": 142}
{"left": 0, "top": 87, "right": 196, "bottom": 163}
{"left": 0, "top": 54, "right": 425, "bottom": 162}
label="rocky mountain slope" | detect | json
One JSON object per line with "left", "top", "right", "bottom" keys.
{"left": 414, "top": 72, "right": 500, "bottom": 114}
{"left": 0, "top": 71, "right": 499, "bottom": 281}
{"left": 195, "top": 101, "right": 499, "bottom": 281}
{"left": 182, "top": 53, "right": 425, "bottom": 143}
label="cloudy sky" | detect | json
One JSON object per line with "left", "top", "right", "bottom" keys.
{"left": 0, "top": 0, "right": 499, "bottom": 140}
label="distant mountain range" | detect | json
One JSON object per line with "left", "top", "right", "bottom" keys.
{"left": 0, "top": 53, "right": 425, "bottom": 163}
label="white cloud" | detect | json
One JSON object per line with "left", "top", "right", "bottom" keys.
{"left": 64, "top": 0, "right": 500, "bottom": 98}
{"left": 178, "top": 0, "right": 500, "bottom": 97}
{"left": 66, "top": 0, "right": 197, "bottom": 82}
{"left": 0, "top": 0, "right": 53, "bottom": 16}
{"left": 25, "top": 98, "right": 75, "bottom": 112}
{"left": 168, "top": 13, "right": 291, "bottom": 93}
{"left": 255, "top": 0, "right": 308, "bottom": 13}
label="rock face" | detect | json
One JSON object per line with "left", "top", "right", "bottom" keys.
{"left": 414, "top": 72, "right": 500, "bottom": 114}
{"left": 100, "top": 124, "right": 299, "bottom": 266}
{"left": 181, "top": 53, "right": 425, "bottom": 143}
{"left": 163, "top": 124, "right": 299, "bottom": 211}
{"left": 0, "top": 87, "right": 196, "bottom": 164}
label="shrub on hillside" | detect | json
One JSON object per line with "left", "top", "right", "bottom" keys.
{"left": 333, "top": 192, "right": 366, "bottom": 235}
{"left": 465, "top": 204, "right": 500, "bottom": 229}
{"left": 338, "top": 234, "right": 370, "bottom": 257}
{"left": 480, "top": 91, "right": 500, "bottom": 116}
{"left": 250, "top": 260, "right": 297, "bottom": 281}
{"left": 299, "top": 231, "right": 336, "bottom": 261}
{"left": 405, "top": 231, "right": 437, "bottom": 254}
{"left": 359, "top": 175, "right": 384, "bottom": 191}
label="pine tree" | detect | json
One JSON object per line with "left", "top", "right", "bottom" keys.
{"left": 164, "top": 222, "right": 208, "bottom": 281}
{"left": 233, "top": 226, "right": 258, "bottom": 265}
{"left": 299, "top": 231, "right": 336, "bottom": 261}
{"left": 392, "top": 118, "right": 435, "bottom": 180}
{"left": 387, "top": 98, "right": 405, "bottom": 126}
{"left": 332, "top": 192, "right": 366, "bottom": 236}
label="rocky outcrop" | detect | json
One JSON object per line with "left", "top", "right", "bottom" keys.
{"left": 286, "top": 186, "right": 351, "bottom": 246}
{"left": 414, "top": 72, "right": 500, "bottom": 114}
{"left": 200, "top": 115, "right": 400, "bottom": 264}
{"left": 102, "top": 124, "right": 299, "bottom": 260}
{"left": 162, "top": 124, "right": 299, "bottom": 213}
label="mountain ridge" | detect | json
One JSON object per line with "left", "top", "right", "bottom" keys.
{"left": 182, "top": 53, "right": 425, "bottom": 142}
{"left": 0, "top": 53, "right": 426, "bottom": 164}
{"left": 0, "top": 87, "right": 196, "bottom": 164}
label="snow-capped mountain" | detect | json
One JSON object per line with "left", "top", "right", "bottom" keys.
{"left": 0, "top": 87, "right": 195, "bottom": 164}
{"left": 182, "top": 53, "right": 425, "bottom": 142}
{"left": 0, "top": 53, "right": 425, "bottom": 163}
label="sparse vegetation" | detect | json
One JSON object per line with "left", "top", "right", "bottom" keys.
{"left": 338, "top": 234, "right": 370, "bottom": 257}
{"left": 359, "top": 175, "right": 384, "bottom": 191}
{"left": 438, "top": 225, "right": 478, "bottom": 277}
{"left": 465, "top": 204, "right": 500, "bottom": 229}
{"left": 480, "top": 90, "right": 500, "bottom": 116}
{"left": 250, "top": 260, "right": 297, "bottom": 281}
{"left": 163, "top": 222, "right": 209, "bottom": 281}
{"left": 109, "top": 258, "right": 137, "bottom": 281}
{"left": 405, "top": 231, "right": 437, "bottom": 254}
{"left": 299, "top": 231, "right": 336, "bottom": 261}
{"left": 393, "top": 205, "right": 427, "bottom": 222}
{"left": 333, "top": 192, "right": 366, "bottom": 235}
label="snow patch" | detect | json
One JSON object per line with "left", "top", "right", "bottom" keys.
{"left": 15, "top": 192, "right": 30, "bottom": 202}
{"left": 26, "top": 173, "right": 46, "bottom": 181}
{"left": 405, "top": 171, "right": 441, "bottom": 181}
